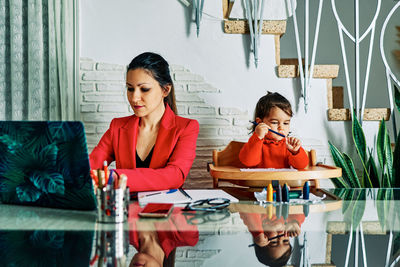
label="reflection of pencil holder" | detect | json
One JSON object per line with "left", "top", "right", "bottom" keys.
{"left": 96, "top": 188, "right": 130, "bottom": 223}
{"left": 95, "top": 223, "right": 130, "bottom": 263}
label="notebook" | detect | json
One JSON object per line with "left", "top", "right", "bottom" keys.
{"left": 0, "top": 121, "right": 96, "bottom": 210}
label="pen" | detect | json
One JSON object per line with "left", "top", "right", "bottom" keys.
{"left": 249, "top": 120, "right": 286, "bottom": 138}
{"left": 98, "top": 170, "right": 104, "bottom": 189}
{"left": 107, "top": 169, "right": 114, "bottom": 189}
{"left": 179, "top": 188, "right": 192, "bottom": 200}
{"left": 140, "top": 189, "right": 178, "bottom": 198}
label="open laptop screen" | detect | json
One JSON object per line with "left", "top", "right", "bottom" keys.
{"left": 0, "top": 121, "right": 96, "bottom": 210}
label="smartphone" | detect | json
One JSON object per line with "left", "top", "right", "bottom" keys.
{"left": 139, "top": 203, "right": 174, "bottom": 218}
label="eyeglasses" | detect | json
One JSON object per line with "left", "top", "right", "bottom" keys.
{"left": 182, "top": 209, "right": 230, "bottom": 225}
{"left": 183, "top": 198, "right": 230, "bottom": 212}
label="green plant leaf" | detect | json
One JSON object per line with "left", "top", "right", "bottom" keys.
{"left": 352, "top": 190, "right": 366, "bottom": 229}
{"left": 330, "top": 177, "right": 349, "bottom": 188}
{"left": 367, "top": 149, "right": 380, "bottom": 188}
{"left": 29, "top": 171, "right": 65, "bottom": 195}
{"left": 395, "top": 84, "right": 400, "bottom": 114}
{"left": 352, "top": 113, "right": 373, "bottom": 188}
{"left": 352, "top": 112, "right": 367, "bottom": 163}
{"left": 328, "top": 141, "right": 357, "bottom": 188}
{"left": 15, "top": 183, "right": 42, "bottom": 202}
{"left": 382, "top": 172, "right": 391, "bottom": 188}
{"left": 384, "top": 132, "right": 393, "bottom": 187}
{"left": 343, "top": 153, "right": 362, "bottom": 188}
{"left": 333, "top": 188, "right": 347, "bottom": 199}
{"left": 393, "top": 134, "right": 400, "bottom": 187}
{"left": 377, "top": 119, "right": 386, "bottom": 170}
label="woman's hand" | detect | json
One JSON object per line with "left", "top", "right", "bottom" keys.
{"left": 286, "top": 137, "right": 301, "bottom": 154}
{"left": 255, "top": 123, "right": 271, "bottom": 140}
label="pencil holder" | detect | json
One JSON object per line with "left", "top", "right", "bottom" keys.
{"left": 96, "top": 187, "right": 130, "bottom": 223}
{"left": 95, "top": 222, "right": 130, "bottom": 263}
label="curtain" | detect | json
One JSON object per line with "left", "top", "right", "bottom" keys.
{"left": 0, "top": 0, "right": 77, "bottom": 121}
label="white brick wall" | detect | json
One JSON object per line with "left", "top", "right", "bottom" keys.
{"left": 79, "top": 58, "right": 333, "bottom": 188}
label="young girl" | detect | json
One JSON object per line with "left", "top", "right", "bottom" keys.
{"left": 239, "top": 92, "right": 308, "bottom": 169}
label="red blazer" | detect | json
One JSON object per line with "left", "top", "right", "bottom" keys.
{"left": 89, "top": 104, "right": 199, "bottom": 192}
{"left": 129, "top": 203, "right": 199, "bottom": 257}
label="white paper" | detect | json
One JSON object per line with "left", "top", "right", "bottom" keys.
{"left": 138, "top": 190, "right": 191, "bottom": 205}
{"left": 138, "top": 189, "right": 239, "bottom": 206}
{"left": 240, "top": 168, "right": 298, "bottom": 172}
{"left": 185, "top": 189, "right": 239, "bottom": 203}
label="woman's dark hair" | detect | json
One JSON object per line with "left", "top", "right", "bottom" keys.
{"left": 127, "top": 52, "right": 177, "bottom": 114}
{"left": 251, "top": 92, "right": 293, "bottom": 133}
{"left": 254, "top": 243, "right": 292, "bottom": 267}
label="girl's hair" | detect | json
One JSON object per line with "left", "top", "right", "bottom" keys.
{"left": 127, "top": 52, "right": 177, "bottom": 114}
{"left": 251, "top": 92, "right": 293, "bottom": 133}
{"left": 254, "top": 243, "right": 292, "bottom": 267}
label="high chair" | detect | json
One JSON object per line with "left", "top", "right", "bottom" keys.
{"left": 208, "top": 141, "right": 342, "bottom": 189}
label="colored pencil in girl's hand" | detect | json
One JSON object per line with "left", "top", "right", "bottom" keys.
{"left": 249, "top": 120, "right": 286, "bottom": 138}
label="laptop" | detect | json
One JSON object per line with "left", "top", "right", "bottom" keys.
{"left": 0, "top": 121, "right": 96, "bottom": 210}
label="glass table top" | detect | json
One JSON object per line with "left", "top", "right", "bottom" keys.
{"left": 0, "top": 188, "right": 399, "bottom": 267}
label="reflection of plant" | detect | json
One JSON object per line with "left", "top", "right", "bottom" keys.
{"left": 329, "top": 85, "right": 400, "bottom": 231}
{"left": 333, "top": 188, "right": 366, "bottom": 229}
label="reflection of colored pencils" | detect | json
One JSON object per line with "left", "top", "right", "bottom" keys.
{"left": 249, "top": 121, "right": 286, "bottom": 138}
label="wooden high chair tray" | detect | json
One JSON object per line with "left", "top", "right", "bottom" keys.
{"left": 228, "top": 188, "right": 342, "bottom": 214}
{"left": 209, "top": 163, "right": 342, "bottom": 181}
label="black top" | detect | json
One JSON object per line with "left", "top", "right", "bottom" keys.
{"left": 136, "top": 146, "right": 154, "bottom": 168}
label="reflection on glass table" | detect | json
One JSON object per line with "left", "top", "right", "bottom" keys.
{"left": 0, "top": 230, "right": 93, "bottom": 266}
{"left": 0, "top": 188, "right": 399, "bottom": 266}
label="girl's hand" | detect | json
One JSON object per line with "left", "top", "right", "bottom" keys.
{"left": 254, "top": 233, "right": 270, "bottom": 247}
{"left": 286, "top": 137, "right": 301, "bottom": 154}
{"left": 255, "top": 123, "right": 271, "bottom": 140}
{"left": 284, "top": 221, "right": 301, "bottom": 237}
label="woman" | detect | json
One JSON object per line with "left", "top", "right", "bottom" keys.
{"left": 90, "top": 52, "right": 199, "bottom": 192}
{"left": 128, "top": 202, "right": 199, "bottom": 267}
